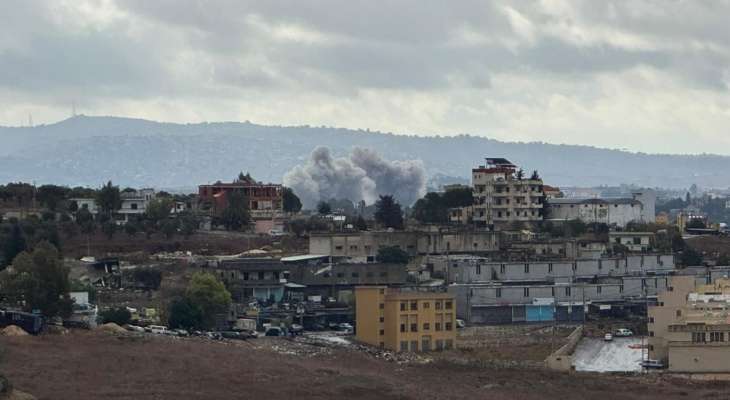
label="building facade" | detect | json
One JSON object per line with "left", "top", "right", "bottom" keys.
{"left": 648, "top": 277, "right": 730, "bottom": 372}
{"left": 198, "top": 175, "right": 285, "bottom": 233}
{"left": 546, "top": 198, "right": 645, "bottom": 228}
{"left": 608, "top": 232, "right": 654, "bottom": 252}
{"left": 356, "top": 287, "right": 457, "bottom": 352}
{"left": 472, "top": 158, "right": 544, "bottom": 229}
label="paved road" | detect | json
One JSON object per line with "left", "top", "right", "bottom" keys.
{"left": 573, "top": 337, "right": 643, "bottom": 372}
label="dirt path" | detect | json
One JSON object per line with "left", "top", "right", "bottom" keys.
{"left": 1, "top": 331, "right": 728, "bottom": 400}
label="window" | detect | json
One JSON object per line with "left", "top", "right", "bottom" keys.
{"left": 649, "top": 331, "right": 654, "bottom": 337}
{"left": 649, "top": 345, "right": 654, "bottom": 351}
{"left": 619, "top": 285, "right": 624, "bottom": 293}
{"left": 676, "top": 310, "right": 681, "bottom": 317}
{"left": 400, "top": 324, "right": 406, "bottom": 333}
{"left": 523, "top": 287, "right": 530, "bottom": 297}
{"left": 410, "top": 323, "right": 418, "bottom": 332}
{"left": 337, "top": 272, "right": 344, "bottom": 278}
{"left": 476, "top": 265, "right": 481, "bottom": 275}
{"left": 400, "top": 302, "right": 407, "bottom": 311}
{"left": 400, "top": 341, "right": 408, "bottom": 351}
{"left": 524, "top": 264, "right": 530, "bottom": 274}
{"left": 130, "top": 203, "right": 138, "bottom": 210}
{"left": 710, "top": 332, "right": 725, "bottom": 342}
{"left": 410, "top": 301, "right": 418, "bottom": 311}
{"left": 551, "top": 287, "right": 555, "bottom": 296}
{"left": 423, "top": 323, "right": 430, "bottom": 331}
{"left": 692, "top": 332, "right": 707, "bottom": 343}
{"left": 500, "top": 264, "right": 505, "bottom": 274}
{"left": 410, "top": 341, "right": 418, "bottom": 351}
{"left": 548, "top": 263, "right": 553, "bottom": 273}
{"left": 435, "top": 339, "right": 444, "bottom": 351}
{"left": 565, "top": 287, "right": 571, "bottom": 296}
{"left": 379, "top": 329, "right": 384, "bottom": 336}
{"left": 597, "top": 286, "right": 602, "bottom": 294}
{"left": 649, "top": 317, "right": 654, "bottom": 323}
{"left": 379, "top": 317, "right": 384, "bottom": 323}
{"left": 335, "top": 246, "right": 343, "bottom": 250}
{"left": 435, "top": 301, "right": 442, "bottom": 310}
{"left": 351, "top": 272, "right": 359, "bottom": 278}
{"left": 444, "top": 339, "right": 454, "bottom": 350}
{"left": 423, "top": 302, "right": 430, "bottom": 309}
{"left": 435, "top": 322, "right": 442, "bottom": 331}
{"left": 379, "top": 303, "right": 384, "bottom": 310}
{"left": 496, "top": 288, "right": 502, "bottom": 298}
{"left": 243, "top": 272, "right": 249, "bottom": 280}
{"left": 258, "top": 272, "right": 265, "bottom": 280}
{"left": 379, "top": 271, "right": 387, "bottom": 278}
{"left": 445, "top": 322, "right": 453, "bottom": 331}
{"left": 366, "top": 272, "right": 374, "bottom": 278}
{"left": 445, "top": 301, "right": 453, "bottom": 310}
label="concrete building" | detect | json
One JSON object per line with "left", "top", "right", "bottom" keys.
{"left": 355, "top": 286, "right": 457, "bottom": 352}
{"left": 309, "top": 229, "right": 499, "bottom": 263}
{"left": 609, "top": 232, "right": 654, "bottom": 252}
{"left": 471, "top": 158, "right": 545, "bottom": 229}
{"left": 447, "top": 254, "right": 676, "bottom": 324}
{"left": 203, "top": 258, "right": 290, "bottom": 303}
{"left": 648, "top": 277, "right": 730, "bottom": 372}
{"left": 198, "top": 175, "right": 285, "bottom": 233}
{"left": 288, "top": 263, "right": 409, "bottom": 303}
{"left": 546, "top": 198, "right": 645, "bottom": 228}
{"left": 117, "top": 188, "right": 156, "bottom": 223}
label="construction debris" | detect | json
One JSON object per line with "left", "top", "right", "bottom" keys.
{"left": 0, "top": 326, "right": 29, "bottom": 337}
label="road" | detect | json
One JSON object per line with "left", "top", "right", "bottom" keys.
{"left": 573, "top": 337, "right": 643, "bottom": 372}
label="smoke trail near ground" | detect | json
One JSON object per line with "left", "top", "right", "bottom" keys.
{"left": 283, "top": 146, "right": 426, "bottom": 209}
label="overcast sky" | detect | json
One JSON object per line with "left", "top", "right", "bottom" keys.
{"left": 1, "top": 0, "right": 729, "bottom": 154}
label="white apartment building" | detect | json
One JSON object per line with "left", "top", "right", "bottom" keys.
{"left": 472, "top": 158, "right": 544, "bottom": 229}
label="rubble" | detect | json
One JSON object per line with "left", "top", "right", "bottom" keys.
{"left": 0, "top": 326, "right": 29, "bottom": 337}
{"left": 96, "top": 323, "right": 127, "bottom": 334}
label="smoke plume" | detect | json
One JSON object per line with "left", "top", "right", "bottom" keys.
{"left": 284, "top": 146, "right": 426, "bottom": 209}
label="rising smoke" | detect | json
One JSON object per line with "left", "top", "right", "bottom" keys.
{"left": 283, "top": 146, "right": 426, "bottom": 209}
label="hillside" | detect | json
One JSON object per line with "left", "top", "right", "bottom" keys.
{"left": 1, "top": 115, "right": 728, "bottom": 190}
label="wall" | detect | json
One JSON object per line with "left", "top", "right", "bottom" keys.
{"left": 355, "top": 287, "right": 384, "bottom": 348}
{"left": 545, "top": 326, "right": 584, "bottom": 371}
{"left": 668, "top": 346, "right": 730, "bottom": 372}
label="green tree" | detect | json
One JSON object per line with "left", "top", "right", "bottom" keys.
{"left": 168, "top": 297, "right": 203, "bottom": 330}
{"left": 376, "top": 246, "right": 410, "bottom": 264}
{"left": 185, "top": 272, "right": 231, "bottom": 329}
{"left": 100, "top": 307, "right": 132, "bottom": 325}
{"left": 530, "top": 170, "right": 540, "bottom": 180}
{"left": 124, "top": 220, "right": 139, "bottom": 237}
{"left": 75, "top": 208, "right": 95, "bottom": 235}
{"left": 36, "top": 185, "right": 70, "bottom": 211}
{"left": 101, "top": 221, "right": 117, "bottom": 240}
{"left": 317, "top": 201, "right": 331, "bottom": 215}
{"left": 686, "top": 218, "right": 706, "bottom": 229}
{"left": 220, "top": 191, "right": 250, "bottom": 231}
{"left": 179, "top": 213, "right": 200, "bottom": 238}
{"left": 374, "top": 195, "right": 403, "bottom": 229}
{"left": 717, "top": 253, "right": 730, "bottom": 266}
{"left": 1, "top": 223, "right": 27, "bottom": 268}
{"left": 412, "top": 192, "right": 448, "bottom": 224}
{"left": 0, "top": 241, "right": 72, "bottom": 318}
{"left": 283, "top": 187, "right": 302, "bottom": 213}
{"left": 161, "top": 219, "right": 179, "bottom": 239}
{"left": 96, "top": 181, "right": 121, "bottom": 217}
{"left": 145, "top": 197, "right": 173, "bottom": 226}
{"left": 516, "top": 169, "right": 525, "bottom": 180}
{"left": 442, "top": 187, "right": 473, "bottom": 208}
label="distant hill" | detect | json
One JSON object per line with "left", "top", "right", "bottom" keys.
{"left": 1, "top": 115, "right": 728, "bottom": 191}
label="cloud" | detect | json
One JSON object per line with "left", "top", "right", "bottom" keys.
{"left": 1, "top": 0, "right": 730, "bottom": 154}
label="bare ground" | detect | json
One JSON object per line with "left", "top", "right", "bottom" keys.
{"left": 2, "top": 331, "right": 729, "bottom": 400}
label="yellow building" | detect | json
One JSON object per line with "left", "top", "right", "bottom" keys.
{"left": 355, "top": 286, "right": 457, "bottom": 352}
{"left": 648, "top": 277, "right": 730, "bottom": 372}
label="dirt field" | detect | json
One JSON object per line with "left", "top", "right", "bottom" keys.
{"left": 2, "top": 331, "right": 729, "bottom": 400}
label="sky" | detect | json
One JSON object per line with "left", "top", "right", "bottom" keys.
{"left": 1, "top": 0, "right": 729, "bottom": 154}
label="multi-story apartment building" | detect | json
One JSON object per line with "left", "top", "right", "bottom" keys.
{"left": 202, "top": 258, "right": 290, "bottom": 303}
{"left": 648, "top": 276, "right": 730, "bottom": 372}
{"left": 472, "top": 158, "right": 544, "bottom": 229}
{"left": 355, "top": 287, "right": 456, "bottom": 352}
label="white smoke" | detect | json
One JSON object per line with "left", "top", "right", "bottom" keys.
{"left": 283, "top": 146, "right": 426, "bottom": 209}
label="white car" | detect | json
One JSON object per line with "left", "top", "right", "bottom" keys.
{"left": 604, "top": 333, "right": 613, "bottom": 341}
{"left": 614, "top": 328, "right": 633, "bottom": 337}
{"left": 148, "top": 325, "right": 169, "bottom": 335}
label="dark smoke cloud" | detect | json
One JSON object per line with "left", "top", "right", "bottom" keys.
{"left": 283, "top": 146, "right": 426, "bottom": 209}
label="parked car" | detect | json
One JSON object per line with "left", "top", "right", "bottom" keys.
{"left": 148, "top": 325, "right": 169, "bottom": 335}
{"left": 174, "top": 329, "right": 190, "bottom": 337}
{"left": 640, "top": 359, "right": 665, "bottom": 369}
{"left": 126, "top": 325, "right": 145, "bottom": 333}
{"left": 614, "top": 328, "right": 634, "bottom": 337}
{"left": 265, "top": 326, "right": 285, "bottom": 337}
{"left": 604, "top": 333, "right": 613, "bottom": 341}
{"left": 221, "top": 331, "right": 248, "bottom": 340}
{"left": 206, "top": 331, "right": 223, "bottom": 340}
{"left": 289, "top": 324, "right": 304, "bottom": 336}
